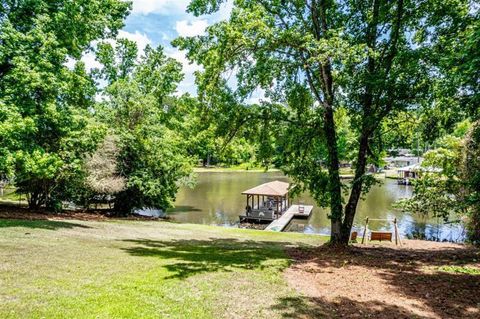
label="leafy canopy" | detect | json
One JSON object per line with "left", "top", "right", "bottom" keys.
{"left": 94, "top": 40, "right": 194, "bottom": 213}
{"left": 0, "top": 0, "right": 130, "bottom": 208}
{"left": 174, "top": 0, "right": 472, "bottom": 243}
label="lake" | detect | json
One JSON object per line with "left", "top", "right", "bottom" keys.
{"left": 169, "top": 171, "right": 466, "bottom": 242}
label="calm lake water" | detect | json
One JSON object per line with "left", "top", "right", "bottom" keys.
{"left": 169, "top": 171, "right": 466, "bottom": 242}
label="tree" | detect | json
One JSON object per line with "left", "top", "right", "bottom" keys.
{"left": 95, "top": 40, "right": 195, "bottom": 214}
{"left": 175, "top": 0, "right": 469, "bottom": 244}
{"left": 462, "top": 121, "right": 480, "bottom": 244}
{"left": 172, "top": 94, "right": 259, "bottom": 166}
{"left": 80, "top": 134, "right": 126, "bottom": 207}
{"left": 395, "top": 134, "right": 464, "bottom": 221}
{"left": 396, "top": 120, "right": 480, "bottom": 244}
{"left": 0, "top": 0, "right": 130, "bottom": 209}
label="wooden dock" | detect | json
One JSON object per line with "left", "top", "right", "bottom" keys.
{"left": 265, "top": 204, "right": 313, "bottom": 232}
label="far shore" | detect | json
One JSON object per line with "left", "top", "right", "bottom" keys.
{"left": 193, "top": 166, "right": 281, "bottom": 173}
{"left": 193, "top": 166, "right": 401, "bottom": 180}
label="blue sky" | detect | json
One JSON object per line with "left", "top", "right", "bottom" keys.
{"left": 106, "top": 0, "right": 233, "bottom": 95}
{"left": 78, "top": 0, "right": 266, "bottom": 103}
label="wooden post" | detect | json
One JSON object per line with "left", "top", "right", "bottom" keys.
{"left": 361, "top": 217, "right": 369, "bottom": 244}
{"left": 394, "top": 218, "right": 398, "bottom": 245}
{"left": 394, "top": 218, "right": 402, "bottom": 246}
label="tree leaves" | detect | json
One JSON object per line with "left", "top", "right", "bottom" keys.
{"left": 0, "top": 0, "right": 130, "bottom": 208}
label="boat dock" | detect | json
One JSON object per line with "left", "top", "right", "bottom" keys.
{"left": 264, "top": 204, "right": 313, "bottom": 232}
{"left": 238, "top": 181, "right": 314, "bottom": 231}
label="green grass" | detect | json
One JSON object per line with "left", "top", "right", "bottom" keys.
{"left": 438, "top": 265, "right": 480, "bottom": 275}
{"left": 0, "top": 218, "right": 326, "bottom": 318}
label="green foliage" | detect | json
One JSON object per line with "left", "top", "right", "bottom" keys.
{"left": 395, "top": 174, "right": 460, "bottom": 222}
{"left": 396, "top": 121, "right": 480, "bottom": 244}
{"left": 381, "top": 111, "right": 421, "bottom": 151}
{"left": 172, "top": 93, "right": 260, "bottom": 167}
{"left": 429, "top": 9, "right": 480, "bottom": 119}
{"left": 0, "top": 0, "right": 129, "bottom": 208}
{"left": 175, "top": 0, "right": 473, "bottom": 243}
{"left": 462, "top": 121, "right": 480, "bottom": 244}
{"left": 95, "top": 40, "right": 194, "bottom": 213}
{"left": 396, "top": 132, "right": 464, "bottom": 221}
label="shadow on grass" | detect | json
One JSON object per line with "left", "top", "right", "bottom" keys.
{"left": 284, "top": 245, "right": 480, "bottom": 318}
{"left": 0, "top": 219, "right": 90, "bottom": 230}
{"left": 272, "top": 296, "right": 427, "bottom": 319}
{"left": 122, "top": 238, "right": 303, "bottom": 279}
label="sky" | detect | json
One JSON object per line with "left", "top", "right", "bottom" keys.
{"left": 87, "top": 0, "right": 233, "bottom": 96}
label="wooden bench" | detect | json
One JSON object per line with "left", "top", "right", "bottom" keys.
{"left": 350, "top": 231, "right": 358, "bottom": 241}
{"left": 370, "top": 231, "right": 392, "bottom": 242}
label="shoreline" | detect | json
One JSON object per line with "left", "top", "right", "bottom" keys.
{"left": 193, "top": 166, "right": 281, "bottom": 173}
{"left": 193, "top": 166, "right": 402, "bottom": 179}
{"left": 0, "top": 207, "right": 466, "bottom": 244}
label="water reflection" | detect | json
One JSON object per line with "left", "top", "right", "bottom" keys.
{"left": 170, "top": 171, "right": 465, "bottom": 241}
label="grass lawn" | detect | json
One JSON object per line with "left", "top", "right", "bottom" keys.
{"left": 0, "top": 218, "right": 326, "bottom": 319}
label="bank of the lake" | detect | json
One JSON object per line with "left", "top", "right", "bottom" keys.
{"left": 170, "top": 171, "right": 465, "bottom": 242}
{"left": 1, "top": 218, "right": 478, "bottom": 319}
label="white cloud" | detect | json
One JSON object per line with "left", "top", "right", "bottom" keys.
{"left": 165, "top": 47, "right": 202, "bottom": 95}
{"left": 175, "top": 19, "right": 208, "bottom": 37}
{"left": 246, "top": 88, "right": 269, "bottom": 105}
{"left": 64, "top": 57, "right": 76, "bottom": 70}
{"left": 65, "top": 30, "right": 152, "bottom": 72}
{"left": 161, "top": 32, "right": 172, "bottom": 41}
{"left": 130, "top": 0, "right": 190, "bottom": 15}
{"left": 117, "top": 30, "right": 152, "bottom": 53}
{"left": 64, "top": 51, "right": 102, "bottom": 71}
{"left": 167, "top": 48, "right": 200, "bottom": 74}
{"left": 215, "top": 0, "right": 233, "bottom": 21}
{"left": 129, "top": 0, "right": 233, "bottom": 20}
{"left": 81, "top": 51, "right": 103, "bottom": 70}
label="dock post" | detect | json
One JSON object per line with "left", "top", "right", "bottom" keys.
{"left": 361, "top": 217, "right": 369, "bottom": 244}
{"left": 394, "top": 218, "right": 402, "bottom": 246}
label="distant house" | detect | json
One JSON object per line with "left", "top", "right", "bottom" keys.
{"left": 384, "top": 156, "right": 422, "bottom": 168}
{"left": 397, "top": 163, "right": 441, "bottom": 185}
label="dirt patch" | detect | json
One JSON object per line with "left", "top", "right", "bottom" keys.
{"left": 0, "top": 206, "right": 164, "bottom": 222}
{"left": 283, "top": 241, "right": 480, "bottom": 318}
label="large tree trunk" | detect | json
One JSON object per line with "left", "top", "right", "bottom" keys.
{"left": 340, "top": 130, "right": 370, "bottom": 243}
{"left": 323, "top": 103, "right": 344, "bottom": 244}
{"left": 334, "top": 0, "right": 381, "bottom": 245}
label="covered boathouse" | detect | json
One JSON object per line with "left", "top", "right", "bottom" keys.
{"left": 239, "top": 181, "right": 291, "bottom": 223}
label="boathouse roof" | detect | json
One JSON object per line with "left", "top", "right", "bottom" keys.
{"left": 241, "top": 181, "right": 290, "bottom": 197}
{"left": 397, "top": 163, "right": 442, "bottom": 173}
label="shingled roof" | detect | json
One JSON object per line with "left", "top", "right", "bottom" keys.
{"left": 241, "top": 181, "right": 290, "bottom": 197}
